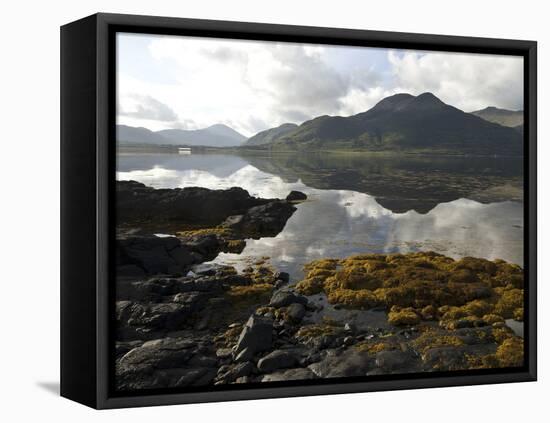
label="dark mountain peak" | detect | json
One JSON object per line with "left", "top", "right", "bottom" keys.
{"left": 409, "top": 92, "right": 447, "bottom": 109}
{"left": 368, "top": 93, "right": 415, "bottom": 113}
{"left": 245, "top": 122, "right": 300, "bottom": 146}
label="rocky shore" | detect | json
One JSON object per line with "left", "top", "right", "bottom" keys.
{"left": 115, "top": 181, "right": 524, "bottom": 391}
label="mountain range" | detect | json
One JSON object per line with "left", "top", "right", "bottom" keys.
{"left": 245, "top": 123, "right": 299, "bottom": 146}
{"left": 471, "top": 106, "right": 523, "bottom": 128}
{"left": 244, "top": 93, "right": 523, "bottom": 156}
{"left": 117, "top": 123, "right": 246, "bottom": 147}
{"left": 118, "top": 93, "right": 523, "bottom": 155}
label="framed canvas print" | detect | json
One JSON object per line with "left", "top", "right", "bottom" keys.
{"left": 60, "top": 13, "right": 537, "bottom": 409}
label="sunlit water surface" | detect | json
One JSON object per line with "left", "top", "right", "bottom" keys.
{"left": 117, "top": 152, "right": 524, "bottom": 283}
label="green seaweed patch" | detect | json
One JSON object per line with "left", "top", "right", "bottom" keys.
{"left": 495, "top": 337, "right": 524, "bottom": 367}
{"left": 388, "top": 306, "right": 421, "bottom": 326}
{"left": 225, "top": 283, "right": 273, "bottom": 306}
{"left": 295, "top": 318, "right": 343, "bottom": 340}
{"left": 412, "top": 328, "right": 465, "bottom": 355}
{"left": 176, "top": 226, "right": 233, "bottom": 238}
{"left": 295, "top": 252, "right": 524, "bottom": 325}
{"left": 355, "top": 341, "right": 398, "bottom": 354}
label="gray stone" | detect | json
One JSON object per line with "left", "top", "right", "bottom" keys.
{"left": 284, "top": 303, "right": 306, "bottom": 323}
{"left": 374, "top": 350, "right": 415, "bottom": 372}
{"left": 308, "top": 349, "right": 372, "bottom": 378}
{"left": 269, "top": 291, "right": 308, "bottom": 308}
{"left": 234, "top": 315, "right": 273, "bottom": 358}
{"left": 218, "top": 361, "right": 254, "bottom": 383}
{"left": 174, "top": 368, "right": 217, "bottom": 387}
{"left": 262, "top": 368, "right": 317, "bottom": 382}
{"left": 257, "top": 350, "right": 299, "bottom": 373}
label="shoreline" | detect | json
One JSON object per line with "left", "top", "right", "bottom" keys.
{"left": 114, "top": 181, "right": 524, "bottom": 392}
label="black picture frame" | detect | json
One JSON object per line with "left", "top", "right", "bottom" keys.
{"left": 61, "top": 12, "right": 537, "bottom": 409}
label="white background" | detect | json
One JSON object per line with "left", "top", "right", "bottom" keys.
{"left": 1, "top": 0, "right": 546, "bottom": 420}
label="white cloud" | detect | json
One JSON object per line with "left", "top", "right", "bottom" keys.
{"left": 117, "top": 34, "right": 524, "bottom": 136}
{"left": 118, "top": 94, "right": 178, "bottom": 121}
{"left": 388, "top": 50, "right": 523, "bottom": 112}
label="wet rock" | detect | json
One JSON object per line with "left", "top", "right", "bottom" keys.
{"left": 286, "top": 191, "right": 307, "bottom": 202}
{"left": 187, "top": 355, "right": 218, "bottom": 368}
{"left": 234, "top": 347, "right": 254, "bottom": 363}
{"left": 183, "top": 234, "right": 223, "bottom": 260}
{"left": 274, "top": 271, "right": 290, "bottom": 283}
{"left": 224, "top": 201, "right": 297, "bottom": 238}
{"left": 117, "top": 264, "right": 146, "bottom": 279}
{"left": 217, "top": 361, "right": 254, "bottom": 383}
{"left": 274, "top": 280, "right": 286, "bottom": 289}
{"left": 308, "top": 349, "right": 372, "bottom": 378}
{"left": 117, "top": 337, "right": 195, "bottom": 377}
{"left": 117, "top": 236, "right": 195, "bottom": 276}
{"left": 257, "top": 350, "right": 300, "bottom": 373}
{"left": 343, "top": 336, "right": 355, "bottom": 346}
{"left": 115, "top": 340, "right": 143, "bottom": 358}
{"left": 117, "top": 181, "right": 270, "bottom": 228}
{"left": 234, "top": 315, "right": 274, "bottom": 359}
{"left": 269, "top": 291, "right": 308, "bottom": 308}
{"left": 344, "top": 323, "right": 357, "bottom": 333}
{"left": 374, "top": 350, "right": 416, "bottom": 372}
{"left": 284, "top": 303, "right": 306, "bottom": 323}
{"left": 421, "top": 346, "right": 470, "bottom": 370}
{"left": 262, "top": 368, "right": 317, "bottom": 382}
{"left": 175, "top": 367, "right": 217, "bottom": 387}
{"left": 216, "top": 348, "right": 233, "bottom": 359}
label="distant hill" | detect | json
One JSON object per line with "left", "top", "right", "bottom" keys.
{"left": 117, "top": 125, "right": 166, "bottom": 145}
{"left": 117, "top": 124, "right": 246, "bottom": 147}
{"left": 250, "top": 93, "right": 523, "bottom": 156}
{"left": 245, "top": 123, "right": 298, "bottom": 146}
{"left": 471, "top": 106, "right": 523, "bottom": 127}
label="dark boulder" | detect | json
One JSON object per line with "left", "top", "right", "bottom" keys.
{"left": 374, "top": 350, "right": 416, "bottom": 373}
{"left": 308, "top": 349, "right": 372, "bottom": 378}
{"left": 217, "top": 361, "right": 255, "bottom": 383}
{"left": 117, "top": 181, "right": 270, "bottom": 228}
{"left": 222, "top": 201, "right": 296, "bottom": 238}
{"left": 257, "top": 350, "right": 300, "bottom": 373}
{"left": 117, "top": 236, "right": 196, "bottom": 276}
{"left": 273, "top": 271, "right": 290, "bottom": 283}
{"left": 286, "top": 191, "right": 307, "bottom": 202}
{"left": 261, "top": 368, "right": 317, "bottom": 382}
{"left": 234, "top": 315, "right": 273, "bottom": 359}
{"left": 283, "top": 303, "right": 306, "bottom": 323}
{"left": 269, "top": 291, "right": 308, "bottom": 308}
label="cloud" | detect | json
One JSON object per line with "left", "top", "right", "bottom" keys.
{"left": 387, "top": 50, "right": 523, "bottom": 111}
{"left": 117, "top": 33, "right": 524, "bottom": 136}
{"left": 119, "top": 94, "right": 178, "bottom": 121}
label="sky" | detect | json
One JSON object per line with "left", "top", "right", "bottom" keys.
{"left": 117, "top": 33, "right": 524, "bottom": 137}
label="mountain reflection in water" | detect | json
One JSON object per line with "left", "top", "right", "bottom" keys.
{"left": 117, "top": 151, "right": 524, "bottom": 280}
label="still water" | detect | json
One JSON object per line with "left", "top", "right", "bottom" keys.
{"left": 117, "top": 152, "right": 524, "bottom": 282}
